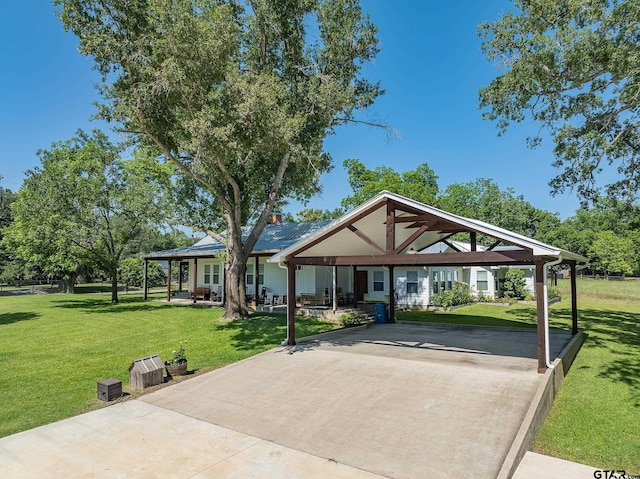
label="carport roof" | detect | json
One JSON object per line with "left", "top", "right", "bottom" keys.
{"left": 268, "top": 191, "right": 587, "bottom": 265}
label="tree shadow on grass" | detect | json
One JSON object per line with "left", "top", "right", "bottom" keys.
{"left": 214, "top": 313, "right": 333, "bottom": 351}
{"left": 0, "top": 311, "right": 40, "bottom": 325}
{"left": 50, "top": 296, "right": 189, "bottom": 314}
{"left": 535, "top": 306, "right": 640, "bottom": 407}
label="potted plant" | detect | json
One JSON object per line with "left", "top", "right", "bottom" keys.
{"left": 165, "top": 342, "right": 188, "bottom": 378}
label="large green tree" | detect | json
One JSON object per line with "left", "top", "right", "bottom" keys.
{"left": 479, "top": 0, "right": 640, "bottom": 204}
{"left": 3, "top": 131, "right": 171, "bottom": 302}
{"left": 590, "top": 230, "right": 634, "bottom": 277}
{"left": 437, "top": 178, "right": 560, "bottom": 240}
{"left": 56, "top": 0, "right": 383, "bottom": 318}
{"left": 341, "top": 159, "right": 439, "bottom": 209}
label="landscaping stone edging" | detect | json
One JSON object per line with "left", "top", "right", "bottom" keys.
{"left": 496, "top": 331, "right": 584, "bottom": 479}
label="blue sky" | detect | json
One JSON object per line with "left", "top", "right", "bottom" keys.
{"left": 0, "top": 0, "right": 582, "bottom": 219}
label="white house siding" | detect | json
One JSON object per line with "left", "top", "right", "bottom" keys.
{"left": 395, "top": 267, "right": 430, "bottom": 308}
{"left": 186, "top": 258, "right": 224, "bottom": 294}
{"left": 468, "top": 267, "right": 497, "bottom": 298}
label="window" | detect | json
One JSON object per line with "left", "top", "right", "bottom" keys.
{"left": 246, "top": 264, "right": 264, "bottom": 286}
{"left": 406, "top": 271, "right": 418, "bottom": 294}
{"left": 477, "top": 270, "right": 488, "bottom": 291}
{"left": 373, "top": 271, "right": 384, "bottom": 291}
{"left": 204, "top": 265, "right": 211, "bottom": 284}
{"left": 432, "top": 268, "right": 459, "bottom": 293}
{"left": 246, "top": 264, "right": 253, "bottom": 286}
{"left": 213, "top": 264, "right": 220, "bottom": 284}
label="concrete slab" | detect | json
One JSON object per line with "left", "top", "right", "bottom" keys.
{"left": 512, "top": 451, "right": 600, "bottom": 479}
{"left": 0, "top": 323, "right": 575, "bottom": 479}
{"left": 140, "top": 323, "right": 572, "bottom": 479}
{"left": 0, "top": 401, "right": 384, "bottom": 479}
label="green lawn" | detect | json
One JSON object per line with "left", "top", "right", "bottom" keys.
{"left": 397, "top": 280, "right": 640, "bottom": 474}
{"left": 1, "top": 281, "right": 638, "bottom": 473}
{"left": 0, "top": 292, "right": 335, "bottom": 438}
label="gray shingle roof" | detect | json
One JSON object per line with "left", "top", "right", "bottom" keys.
{"left": 142, "top": 220, "right": 333, "bottom": 260}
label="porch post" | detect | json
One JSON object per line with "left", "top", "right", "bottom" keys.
{"left": 193, "top": 258, "right": 198, "bottom": 303}
{"left": 332, "top": 265, "right": 338, "bottom": 311}
{"left": 570, "top": 262, "right": 578, "bottom": 335}
{"left": 167, "top": 260, "right": 172, "bottom": 302}
{"left": 470, "top": 232, "right": 477, "bottom": 251}
{"left": 287, "top": 263, "right": 296, "bottom": 345}
{"left": 143, "top": 259, "right": 148, "bottom": 301}
{"left": 352, "top": 265, "right": 358, "bottom": 308}
{"left": 535, "top": 258, "right": 546, "bottom": 373}
{"left": 388, "top": 265, "right": 395, "bottom": 323}
{"left": 254, "top": 256, "right": 260, "bottom": 305}
{"left": 178, "top": 263, "right": 184, "bottom": 292}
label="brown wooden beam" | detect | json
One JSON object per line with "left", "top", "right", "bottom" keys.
{"left": 254, "top": 256, "right": 260, "bottom": 305}
{"left": 285, "top": 197, "right": 387, "bottom": 259}
{"left": 143, "top": 259, "right": 148, "bottom": 301}
{"left": 352, "top": 265, "right": 358, "bottom": 308}
{"left": 394, "top": 214, "right": 436, "bottom": 223}
{"left": 388, "top": 265, "right": 395, "bottom": 323}
{"left": 570, "top": 262, "right": 578, "bottom": 335}
{"left": 487, "top": 239, "right": 502, "bottom": 251}
{"left": 287, "top": 263, "right": 296, "bottom": 345}
{"left": 442, "top": 239, "right": 461, "bottom": 252}
{"left": 289, "top": 249, "right": 535, "bottom": 267}
{"left": 386, "top": 202, "right": 395, "bottom": 253}
{"left": 470, "top": 232, "right": 477, "bottom": 252}
{"left": 394, "top": 225, "right": 429, "bottom": 254}
{"left": 192, "top": 259, "right": 198, "bottom": 304}
{"left": 535, "top": 259, "right": 546, "bottom": 373}
{"left": 167, "top": 260, "right": 172, "bottom": 302}
{"left": 347, "top": 225, "right": 385, "bottom": 254}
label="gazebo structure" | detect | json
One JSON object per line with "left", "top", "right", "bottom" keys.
{"left": 269, "top": 191, "right": 586, "bottom": 373}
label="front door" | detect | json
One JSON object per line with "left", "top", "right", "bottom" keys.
{"left": 355, "top": 270, "right": 368, "bottom": 302}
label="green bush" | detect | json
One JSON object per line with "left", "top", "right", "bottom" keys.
{"left": 502, "top": 269, "right": 527, "bottom": 300}
{"left": 431, "top": 282, "right": 473, "bottom": 308}
{"left": 339, "top": 312, "right": 368, "bottom": 328}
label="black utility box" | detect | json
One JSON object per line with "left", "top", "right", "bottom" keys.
{"left": 97, "top": 378, "right": 122, "bottom": 401}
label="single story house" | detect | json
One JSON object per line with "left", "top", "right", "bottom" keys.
{"left": 143, "top": 191, "right": 586, "bottom": 372}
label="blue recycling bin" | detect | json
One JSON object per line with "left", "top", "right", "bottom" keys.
{"left": 374, "top": 303, "right": 387, "bottom": 324}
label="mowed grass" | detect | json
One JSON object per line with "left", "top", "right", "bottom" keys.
{"left": 0, "top": 292, "right": 335, "bottom": 438}
{"left": 397, "top": 278, "right": 640, "bottom": 474}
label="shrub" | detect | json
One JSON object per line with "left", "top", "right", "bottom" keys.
{"left": 502, "top": 269, "right": 527, "bottom": 300}
{"left": 431, "top": 282, "right": 473, "bottom": 308}
{"left": 339, "top": 312, "right": 368, "bottom": 328}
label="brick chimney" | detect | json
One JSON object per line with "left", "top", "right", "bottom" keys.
{"left": 270, "top": 212, "right": 282, "bottom": 224}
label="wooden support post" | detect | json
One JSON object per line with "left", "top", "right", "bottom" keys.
{"left": 535, "top": 259, "right": 546, "bottom": 373}
{"left": 570, "top": 262, "right": 578, "bottom": 335}
{"left": 254, "top": 256, "right": 259, "bottom": 305}
{"left": 167, "top": 260, "right": 172, "bottom": 302}
{"left": 143, "top": 259, "right": 148, "bottom": 301}
{"left": 287, "top": 263, "right": 296, "bottom": 345}
{"left": 178, "top": 263, "right": 184, "bottom": 292}
{"left": 352, "top": 265, "right": 358, "bottom": 308}
{"left": 386, "top": 201, "right": 395, "bottom": 253}
{"left": 192, "top": 258, "right": 198, "bottom": 303}
{"left": 388, "top": 265, "right": 395, "bottom": 323}
{"left": 470, "top": 232, "right": 477, "bottom": 252}
{"left": 332, "top": 265, "right": 338, "bottom": 311}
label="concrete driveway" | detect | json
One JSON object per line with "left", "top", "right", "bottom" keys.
{"left": 0, "top": 323, "right": 572, "bottom": 479}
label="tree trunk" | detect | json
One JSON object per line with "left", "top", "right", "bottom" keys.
{"left": 223, "top": 255, "right": 248, "bottom": 319}
{"left": 110, "top": 269, "right": 119, "bottom": 304}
